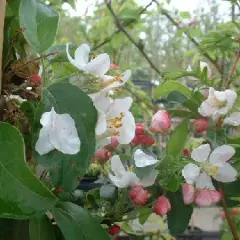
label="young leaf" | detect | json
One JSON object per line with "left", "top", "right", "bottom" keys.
{"left": 0, "top": 123, "right": 57, "bottom": 219}
{"left": 52, "top": 202, "right": 111, "bottom": 240}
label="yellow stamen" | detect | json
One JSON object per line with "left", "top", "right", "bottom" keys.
{"left": 204, "top": 165, "right": 219, "bottom": 178}
{"left": 107, "top": 112, "right": 124, "bottom": 136}
{"left": 101, "top": 73, "right": 124, "bottom": 89}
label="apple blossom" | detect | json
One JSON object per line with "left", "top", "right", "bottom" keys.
{"left": 224, "top": 112, "right": 240, "bottom": 126}
{"left": 198, "top": 87, "right": 237, "bottom": 121}
{"left": 182, "top": 144, "right": 237, "bottom": 190}
{"left": 150, "top": 110, "right": 171, "bottom": 134}
{"left": 35, "top": 107, "right": 81, "bottom": 155}
{"left": 182, "top": 184, "right": 195, "bottom": 205}
{"left": 129, "top": 186, "right": 149, "bottom": 205}
{"left": 153, "top": 196, "right": 171, "bottom": 216}
{"left": 134, "top": 149, "right": 159, "bottom": 167}
{"left": 194, "top": 189, "right": 221, "bottom": 207}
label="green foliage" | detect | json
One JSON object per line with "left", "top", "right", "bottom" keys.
{"left": 0, "top": 123, "right": 57, "bottom": 219}
{"left": 35, "top": 83, "right": 97, "bottom": 191}
{"left": 52, "top": 202, "right": 111, "bottom": 240}
{"left": 19, "top": 0, "right": 59, "bottom": 53}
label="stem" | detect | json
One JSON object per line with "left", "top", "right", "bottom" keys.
{"left": 218, "top": 183, "right": 239, "bottom": 240}
{"left": 0, "top": 0, "right": 6, "bottom": 92}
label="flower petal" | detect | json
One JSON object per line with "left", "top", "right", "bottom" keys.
{"left": 198, "top": 101, "right": 216, "bottom": 117}
{"left": 140, "top": 169, "right": 158, "bottom": 187}
{"left": 226, "top": 89, "right": 237, "bottom": 110}
{"left": 85, "top": 53, "right": 110, "bottom": 76}
{"left": 117, "top": 111, "right": 136, "bottom": 144}
{"left": 35, "top": 127, "right": 55, "bottom": 155}
{"left": 109, "top": 171, "right": 140, "bottom": 188}
{"left": 214, "top": 163, "right": 238, "bottom": 182}
{"left": 134, "top": 149, "right": 158, "bottom": 167}
{"left": 66, "top": 44, "right": 85, "bottom": 70}
{"left": 74, "top": 44, "right": 90, "bottom": 66}
{"left": 110, "top": 155, "right": 126, "bottom": 178}
{"left": 195, "top": 189, "right": 221, "bottom": 207}
{"left": 210, "top": 145, "right": 235, "bottom": 166}
{"left": 191, "top": 144, "right": 211, "bottom": 163}
{"left": 195, "top": 172, "right": 215, "bottom": 190}
{"left": 224, "top": 112, "right": 240, "bottom": 126}
{"left": 50, "top": 113, "right": 81, "bottom": 155}
{"left": 95, "top": 112, "right": 107, "bottom": 136}
{"left": 182, "top": 163, "right": 201, "bottom": 184}
{"left": 40, "top": 107, "right": 56, "bottom": 127}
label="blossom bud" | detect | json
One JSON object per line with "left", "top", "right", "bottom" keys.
{"left": 141, "top": 134, "right": 155, "bottom": 146}
{"left": 192, "top": 119, "right": 208, "bottom": 133}
{"left": 110, "top": 63, "right": 119, "bottom": 70}
{"left": 183, "top": 149, "right": 191, "bottom": 157}
{"left": 150, "top": 110, "right": 171, "bottom": 134}
{"left": 108, "top": 224, "right": 120, "bottom": 236}
{"left": 94, "top": 149, "right": 111, "bottom": 163}
{"left": 28, "top": 74, "right": 41, "bottom": 86}
{"left": 182, "top": 184, "right": 195, "bottom": 205}
{"left": 131, "top": 135, "right": 141, "bottom": 145}
{"left": 194, "top": 189, "right": 221, "bottom": 207}
{"left": 105, "top": 136, "right": 119, "bottom": 151}
{"left": 129, "top": 186, "right": 148, "bottom": 206}
{"left": 135, "top": 123, "right": 145, "bottom": 135}
{"left": 153, "top": 196, "right": 171, "bottom": 216}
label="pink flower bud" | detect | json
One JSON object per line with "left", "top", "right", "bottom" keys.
{"left": 140, "top": 134, "right": 155, "bottom": 146}
{"left": 195, "top": 189, "right": 221, "bottom": 207}
{"left": 105, "top": 136, "right": 119, "bottom": 151}
{"left": 192, "top": 119, "right": 208, "bottom": 133}
{"left": 28, "top": 74, "right": 41, "bottom": 86}
{"left": 129, "top": 186, "right": 148, "bottom": 206}
{"left": 183, "top": 148, "right": 191, "bottom": 157}
{"left": 153, "top": 196, "right": 171, "bottom": 216}
{"left": 108, "top": 224, "right": 120, "bottom": 236}
{"left": 150, "top": 110, "right": 171, "bottom": 134}
{"left": 135, "top": 123, "right": 145, "bottom": 135}
{"left": 182, "top": 184, "right": 195, "bottom": 205}
{"left": 110, "top": 63, "right": 119, "bottom": 70}
{"left": 94, "top": 149, "right": 111, "bottom": 163}
{"left": 131, "top": 135, "right": 141, "bottom": 145}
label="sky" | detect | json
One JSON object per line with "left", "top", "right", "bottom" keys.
{"left": 62, "top": 0, "right": 231, "bottom": 19}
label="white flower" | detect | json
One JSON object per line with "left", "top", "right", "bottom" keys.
{"left": 198, "top": 87, "right": 237, "bottom": 121}
{"left": 182, "top": 144, "right": 237, "bottom": 190}
{"left": 134, "top": 149, "right": 159, "bottom": 167}
{"left": 224, "top": 112, "right": 240, "bottom": 126}
{"left": 35, "top": 107, "right": 81, "bottom": 155}
{"left": 94, "top": 96, "right": 135, "bottom": 144}
{"left": 109, "top": 155, "right": 158, "bottom": 188}
{"left": 200, "top": 61, "right": 211, "bottom": 78}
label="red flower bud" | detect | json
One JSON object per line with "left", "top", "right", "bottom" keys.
{"left": 195, "top": 189, "right": 221, "bottom": 207}
{"left": 141, "top": 134, "right": 155, "bottom": 146}
{"left": 153, "top": 196, "right": 171, "bottom": 216}
{"left": 182, "top": 184, "right": 195, "bottom": 205}
{"left": 135, "top": 123, "right": 145, "bottom": 135}
{"left": 94, "top": 149, "right": 111, "bottom": 163}
{"left": 131, "top": 135, "right": 141, "bottom": 145}
{"left": 129, "top": 186, "right": 148, "bottom": 206}
{"left": 150, "top": 110, "right": 171, "bottom": 134}
{"left": 183, "top": 148, "right": 191, "bottom": 157}
{"left": 192, "top": 119, "right": 208, "bottom": 133}
{"left": 56, "top": 187, "right": 63, "bottom": 194}
{"left": 108, "top": 224, "right": 120, "bottom": 236}
{"left": 105, "top": 136, "right": 119, "bottom": 151}
{"left": 110, "top": 63, "right": 119, "bottom": 70}
{"left": 28, "top": 74, "right": 41, "bottom": 86}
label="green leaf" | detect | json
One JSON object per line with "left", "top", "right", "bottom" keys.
{"left": 52, "top": 202, "right": 111, "bottom": 240}
{"left": 19, "top": 1, "right": 59, "bottom": 53}
{"left": 179, "top": 11, "right": 191, "bottom": 19}
{"left": 167, "top": 191, "right": 193, "bottom": 234}
{"left": 29, "top": 215, "right": 56, "bottom": 240}
{"left": 155, "top": 81, "right": 191, "bottom": 99}
{"left": 167, "top": 120, "right": 189, "bottom": 160}
{"left": 168, "top": 109, "right": 195, "bottom": 118}
{"left": 35, "top": 83, "right": 97, "bottom": 191}
{"left": 0, "top": 122, "right": 57, "bottom": 219}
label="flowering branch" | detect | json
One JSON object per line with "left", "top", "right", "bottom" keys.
{"left": 105, "top": 0, "right": 164, "bottom": 78}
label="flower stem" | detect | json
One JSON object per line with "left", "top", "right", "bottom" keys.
{"left": 218, "top": 183, "right": 239, "bottom": 240}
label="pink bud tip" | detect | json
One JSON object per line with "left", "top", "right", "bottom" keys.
{"left": 129, "top": 186, "right": 149, "bottom": 206}
{"left": 28, "top": 74, "right": 41, "bottom": 86}
{"left": 153, "top": 196, "right": 171, "bottom": 216}
{"left": 140, "top": 134, "right": 155, "bottom": 146}
{"left": 135, "top": 123, "right": 145, "bottom": 135}
{"left": 108, "top": 224, "right": 120, "bottom": 236}
{"left": 94, "top": 149, "right": 111, "bottom": 163}
{"left": 105, "top": 136, "right": 119, "bottom": 151}
{"left": 182, "top": 184, "right": 195, "bottom": 204}
{"left": 183, "top": 149, "right": 191, "bottom": 157}
{"left": 195, "top": 189, "right": 221, "bottom": 207}
{"left": 110, "top": 63, "right": 119, "bottom": 70}
{"left": 192, "top": 119, "right": 208, "bottom": 133}
{"left": 150, "top": 110, "right": 171, "bottom": 134}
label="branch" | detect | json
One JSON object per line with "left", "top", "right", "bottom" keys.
{"left": 0, "top": 0, "right": 6, "bottom": 92}
{"left": 105, "top": 0, "right": 164, "bottom": 78}
{"left": 93, "top": 0, "right": 154, "bottom": 51}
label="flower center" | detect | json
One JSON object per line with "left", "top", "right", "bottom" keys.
{"left": 107, "top": 112, "right": 124, "bottom": 136}
{"left": 101, "top": 74, "right": 124, "bottom": 89}
{"left": 212, "top": 96, "right": 227, "bottom": 108}
{"left": 203, "top": 164, "right": 219, "bottom": 178}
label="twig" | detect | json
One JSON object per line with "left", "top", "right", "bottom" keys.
{"left": 93, "top": 0, "right": 154, "bottom": 51}
{"left": 105, "top": 0, "right": 164, "bottom": 78}
{"left": 0, "top": 0, "right": 6, "bottom": 92}
{"left": 226, "top": 50, "right": 240, "bottom": 88}
{"left": 218, "top": 183, "right": 239, "bottom": 240}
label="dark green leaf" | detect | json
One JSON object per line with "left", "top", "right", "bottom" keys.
{"left": 167, "top": 191, "right": 193, "bottom": 234}
{"left": 35, "top": 83, "right": 97, "bottom": 191}
{"left": 52, "top": 202, "right": 111, "bottom": 240}
{"left": 0, "top": 123, "right": 57, "bottom": 219}
{"left": 29, "top": 215, "right": 56, "bottom": 240}
{"left": 167, "top": 120, "right": 189, "bottom": 160}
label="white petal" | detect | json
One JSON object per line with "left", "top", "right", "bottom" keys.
{"left": 134, "top": 149, "right": 158, "bottom": 167}
{"left": 92, "top": 90, "right": 112, "bottom": 113}
{"left": 210, "top": 145, "right": 235, "bottom": 166}
{"left": 214, "top": 163, "right": 238, "bottom": 182}
{"left": 117, "top": 111, "right": 136, "bottom": 144}
{"left": 198, "top": 101, "right": 216, "bottom": 117}
{"left": 191, "top": 144, "right": 211, "bottom": 163}
{"left": 195, "top": 172, "right": 215, "bottom": 190}
{"left": 226, "top": 89, "right": 237, "bottom": 110}
{"left": 50, "top": 113, "right": 80, "bottom": 155}
{"left": 110, "top": 155, "right": 126, "bottom": 178}
{"left": 214, "top": 90, "right": 226, "bottom": 102}
{"left": 224, "top": 112, "right": 240, "bottom": 126}
{"left": 85, "top": 53, "right": 110, "bottom": 76}
{"left": 97, "top": 137, "right": 111, "bottom": 149}
{"left": 35, "top": 127, "right": 55, "bottom": 155}
{"left": 140, "top": 170, "right": 158, "bottom": 187}
{"left": 109, "top": 172, "right": 140, "bottom": 188}
{"left": 182, "top": 163, "right": 201, "bottom": 184}
{"left": 66, "top": 44, "right": 85, "bottom": 70}
{"left": 95, "top": 112, "right": 107, "bottom": 136}
{"left": 74, "top": 44, "right": 90, "bottom": 66}
{"left": 40, "top": 107, "right": 56, "bottom": 127}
